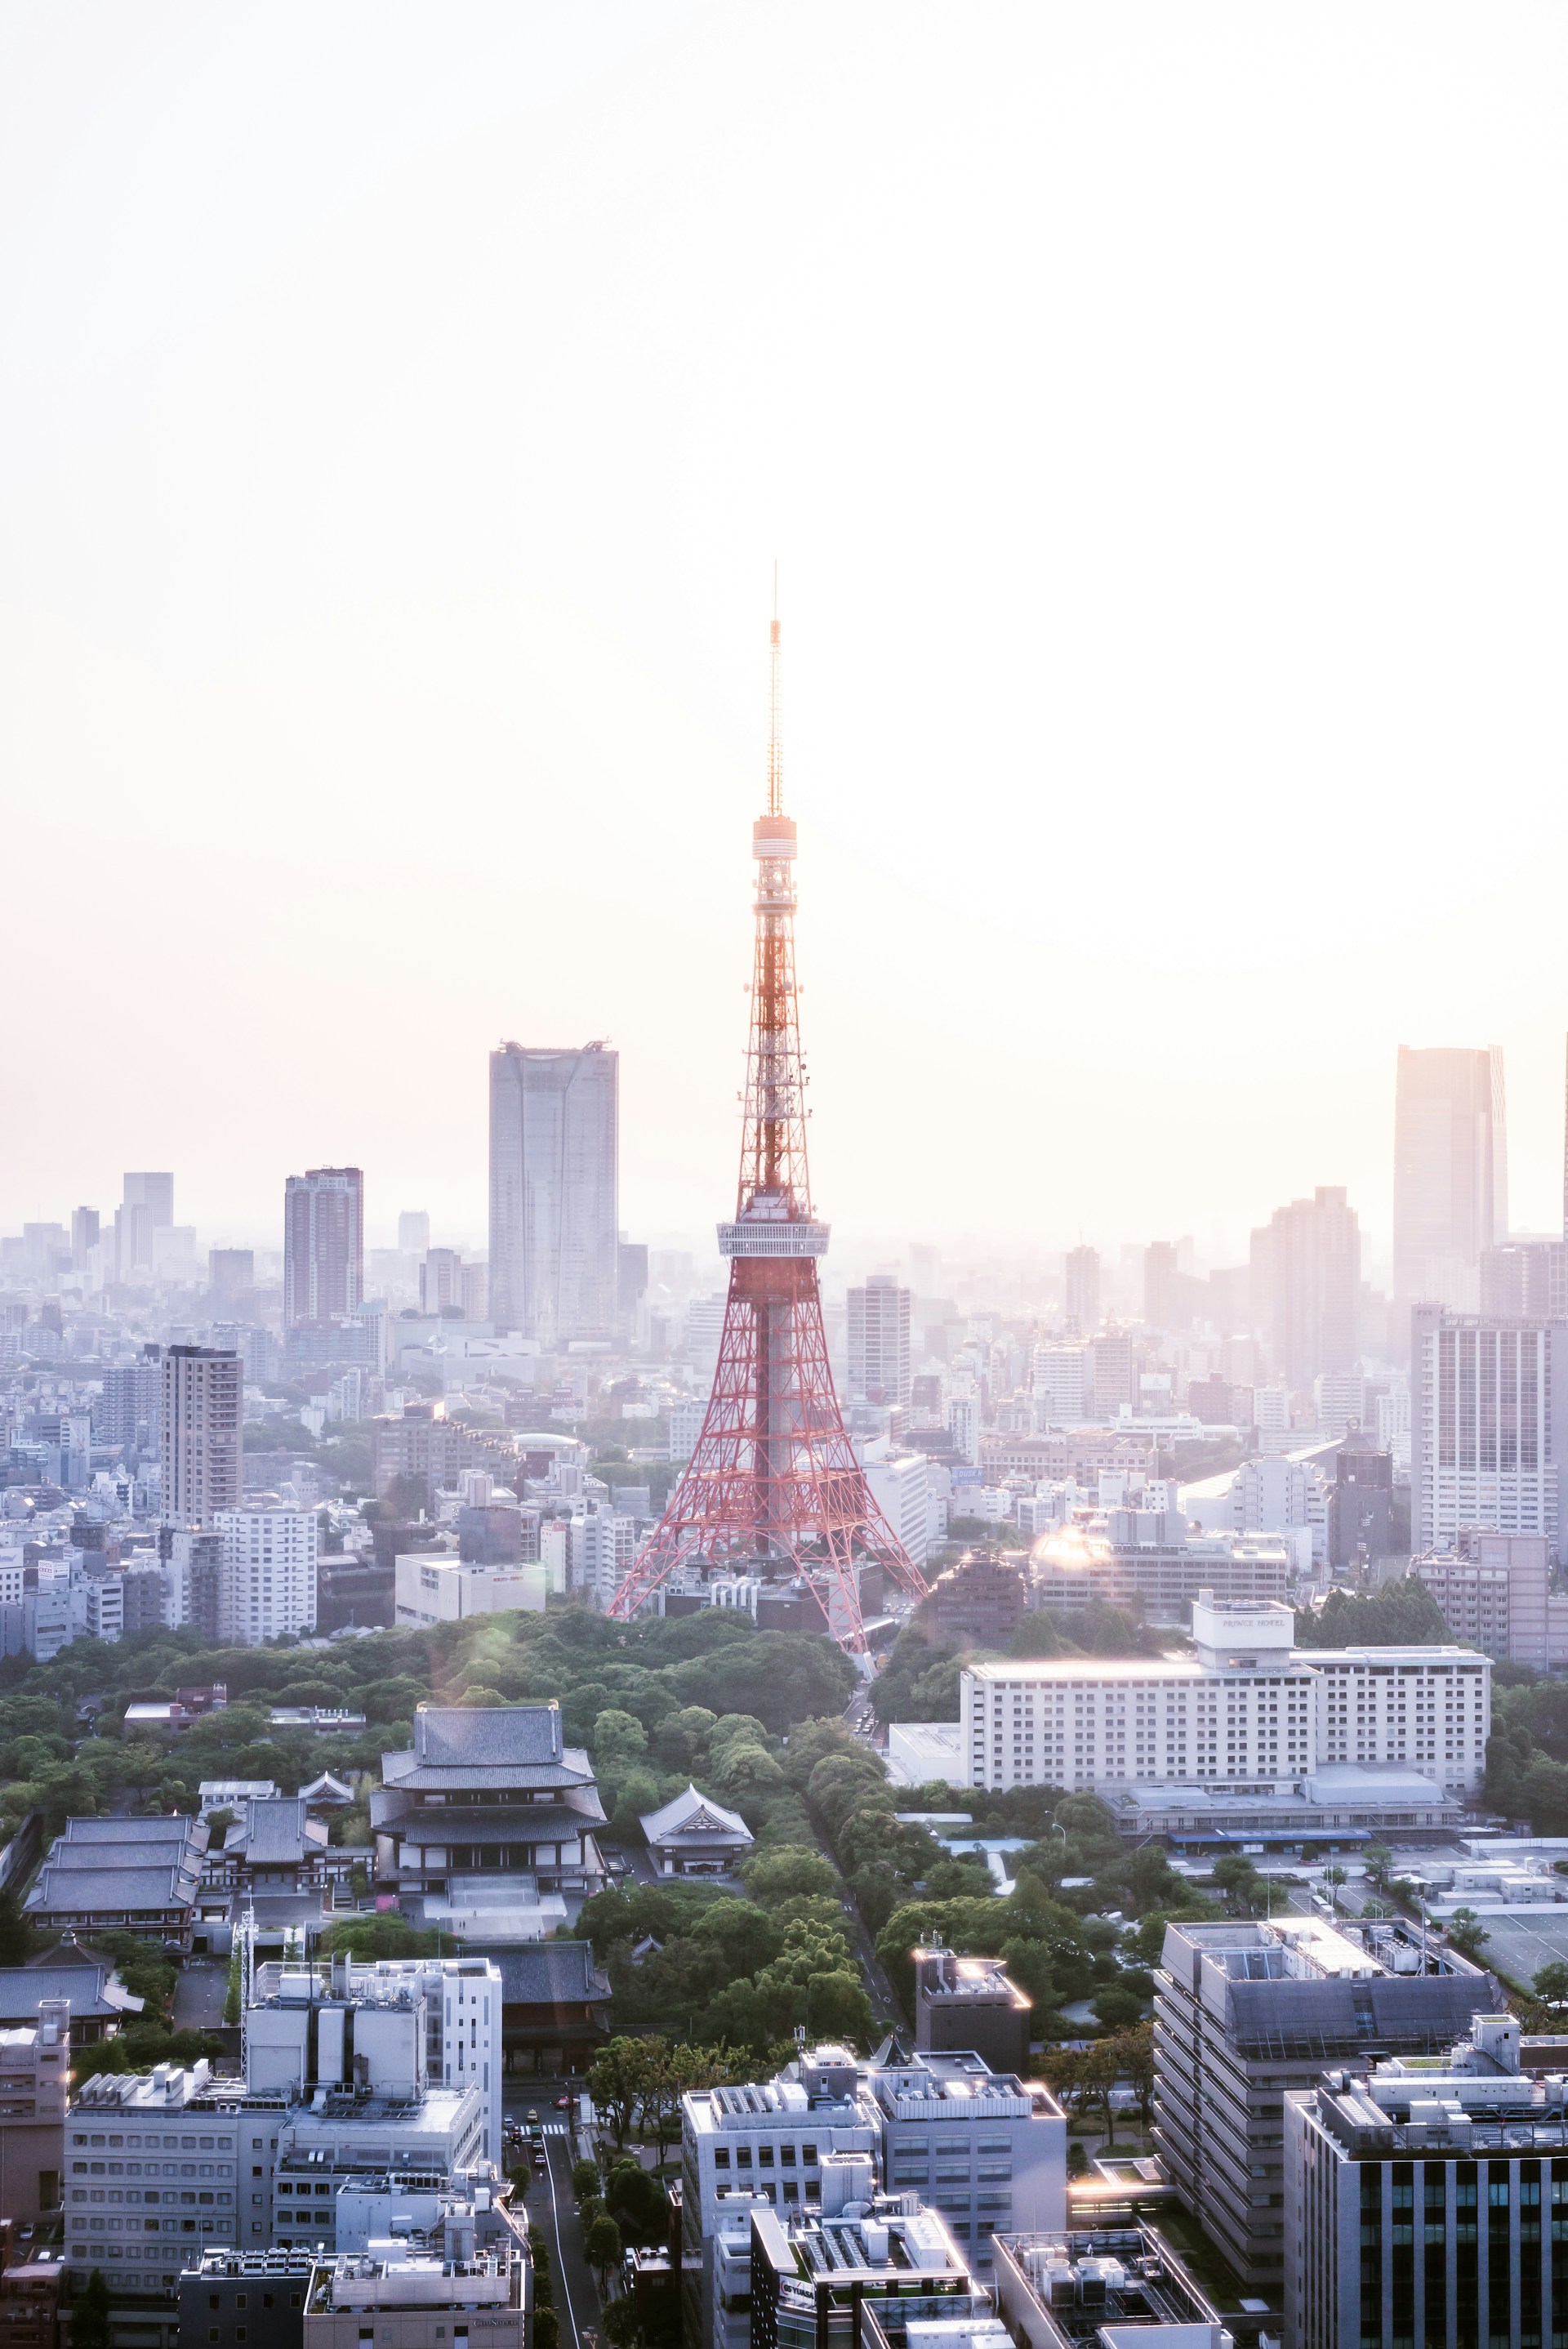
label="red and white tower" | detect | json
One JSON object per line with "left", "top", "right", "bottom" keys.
{"left": 608, "top": 613, "right": 927, "bottom": 1650}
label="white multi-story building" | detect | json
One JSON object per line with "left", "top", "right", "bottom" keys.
{"left": 960, "top": 1593, "right": 1490, "bottom": 1798}
{"left": 215, "top": 1508, "right": 318, "bottom": 1645}
{"left": 862, "top": 1451, "right": 930, "bottom": 1568}
{"left": 848, "top": 1277, "right": 912, "bottom": 1407}
{"left": 669, "top": 1394, "right": 706, "bottom": 1462}
{"left": 681, "top": 2042, "right": 1065, "bottom": 2343}
{"left": 394, "top": 1553, "right": 546, "bottom": 1626}
{"left": 1312, "top": 1370, "right": 1368, "bottom": 1439}
{"left": 1376, "top": 1383, "right": 1411, "bottom": 1472}
{"left": 1232, "top": 1454, "right": 1330, "bottom": 1565}
{"left": 1410, "top": 1304, "right": 1568, "bottom": 1556}
{"left": 246, "top": 1954, "right": 502, "bottom": 2173}
{"left": 65, "top": 2061, "right": 246, "bottom": 2286}
{"left": 1031, "top": 1344, "right": 1089, "bottom": 1425}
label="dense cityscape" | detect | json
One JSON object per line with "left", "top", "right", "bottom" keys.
{"left": 2, "top": 15, "right": 1557, "bottom": 2349}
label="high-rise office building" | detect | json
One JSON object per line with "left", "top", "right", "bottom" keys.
{"left": 1480, "top": 1234, "right": 1567, "bottom": 1317}
{"left": 1063, "top": 1244, "right": 1101, "bottom": 1332}
{"left": 1393, "top": 1044, "right": 1508, "bottom": 1315}
{"left": 1285, "top": 2015, "right": 1545, "bottom": 2349}
{"left": 1160, "top": 1914, "right": 1498, "bottom": 2296}
{"left": 160, "top": 1346, "right": 242, "bottom": 1523}
{"left": 283, "top": 1168, "right": 364, "bottom": 1327}
{"left": 114, "top": 1171, "right": 173, "bottom": 1277}
{"left": 1249, "top": 1185, "right": 1361, "bottom": 1391}
{"left": 847, "top": 1275, "right": 912, "bottom": 1405}
{"left": 398, "top": 1210, "right": 430, "bottom": 1256}
{"left": 69, "top": 1207, "right": 99, "bottom": 1272}
{"left": 1410, "top": 1303, "right": 1568, "bottom": 1557}
{"left": 488, "top": 1042, "right": 618, "bottom": 1344}
{"left": 208, "top": 1248, "right": 255, "bottom": 1301}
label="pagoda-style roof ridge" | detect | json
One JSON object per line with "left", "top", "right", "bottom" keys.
{"left": 409, "top": 1705, "right": 564, "bottom": 1768}
{"left": 381, "top": 1755, "right": 595, "bottom": 1792}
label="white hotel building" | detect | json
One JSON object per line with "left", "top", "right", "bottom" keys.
{"left": 960, "top": 1593, "right": 1490, "bottom": 1799}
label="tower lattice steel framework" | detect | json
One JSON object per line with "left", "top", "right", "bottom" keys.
{"left": 608, "top": 612, "right": 928, "bottom": 1650}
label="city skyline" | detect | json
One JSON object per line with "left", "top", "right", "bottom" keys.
{"left": 3, "top": 7, "right": 1568, "bottom": 1254}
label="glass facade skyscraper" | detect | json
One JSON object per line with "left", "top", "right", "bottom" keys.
{"left": 488, "top": 1041, "right": 618, "bottom": 1345}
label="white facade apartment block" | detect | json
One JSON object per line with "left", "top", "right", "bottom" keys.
{"left": 960, "top": 1595, "right": 1491, "bottom": 1795}
{"left": 669, "top": 1395, "right": 706, "bottom": 1462}
{"left": 1031, "top": 1344, "right": 1089, "bottom": 1425}
{"left": 848, "top": 1277, "right": 912, "bottom": 1406}
{"left": 863, "top": 1452, "right": 930, "bottom": 1568}
{"left": 1410, "top": 1307, "right": 1568, "bottom": 1557}
{"left": 216, "top": 1508, "right": 319, "bottom": 1646}
{"left": 1232, "top": 1455, "right": 1330, "bottom": 1565}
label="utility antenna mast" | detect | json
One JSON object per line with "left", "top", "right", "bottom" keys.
{"left": 608, "top": 604, "right": 926, "bottom": 1649}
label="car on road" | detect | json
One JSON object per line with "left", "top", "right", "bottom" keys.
{"left": 554, "top": 2096, "right": 571, "bottom": 2110}
{"left": 532, "top": 2149, "right": 547, "bottom": 2171}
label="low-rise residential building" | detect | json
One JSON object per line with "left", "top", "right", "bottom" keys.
{"left": 1156, "top": 1913, "right": 1499, "bottom": 2295}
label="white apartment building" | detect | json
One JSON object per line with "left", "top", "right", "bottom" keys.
{"left": 862, "top": 1451, "right": 930, "bottom": 1569}
{"left": 1031, "top": 1344, "right": 1089, "bottom": 1425}
{"left": 1313, "top": 1370, "right": 1368, "bottom": 1439}
{"left": 1410, "top": 1305, "right": 1568, "bottom": 1556}
{"left": 215, "top": 1508, "right": 318, "bottom": 1645}
{"left": 960, "top": 1593, "right": 1490, "bottom": 1797}
{"left": 394, "top": 1552, "right": 546, "bottom": 1626}
{"left": 1232, "top": 1455, "right": 1330, "bottom": 1565}
{"left": 848, "top": 1276, "right": 912, "bottom": 1407}
{"left": 1377, "top": 1384, "right": 1411, "bottom": 1472}
{"left": 669, "top": 1395, "right": 706, "bottom": 1462}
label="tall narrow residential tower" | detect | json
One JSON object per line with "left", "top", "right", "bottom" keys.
{"left": 488, "top": 1044, "right": 618, "bottom": 1344}
{"left": 608, "top": 613, "right": 926, "bottom": 1649}
{"left": 283, "top": 1167, "right": 364, "bottom": 1327}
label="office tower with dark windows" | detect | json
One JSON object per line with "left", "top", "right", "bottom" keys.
{"left": 1410, "top": 1303, "right": 1568, "bottom": 1558}
{"left": 283, "top": 1168, "right": 363, "bottom": 1327}
{"left": 1285, "top": 2013, "right": 1558, "bottom": 2349}
{"left": 160, "top": 1346, "right": 242, "bottom": 1523}
{"left": 1394, "top": 1044, "right": 1508, "bottom": 1317}
{"left": 488, "top": 1042, "right": 618, "bottom": 1344}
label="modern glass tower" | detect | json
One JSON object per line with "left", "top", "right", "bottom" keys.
{"left": 488, "top": 1042, "right": 618, "bottom": 1344}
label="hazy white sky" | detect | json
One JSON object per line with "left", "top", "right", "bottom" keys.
{"left": 2, "top": 2, "right": 1566, "bottom": 1274}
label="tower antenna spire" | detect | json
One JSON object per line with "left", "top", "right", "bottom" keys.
{"left": 608, "top": 592, "right": 926, "bottom": 1651}
{"left": 768, "top": 561, "right": 782, "bottom": 819}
